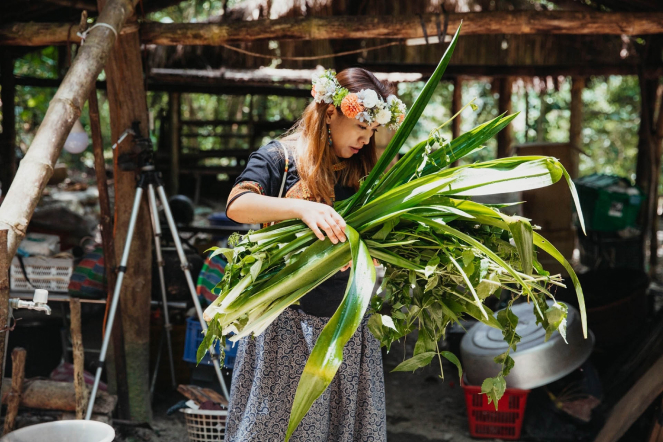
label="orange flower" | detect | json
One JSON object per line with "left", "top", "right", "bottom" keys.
{"left": 311, "top": 85, "right": 316, "bottom": 97}
{"left": 398, "top": 113, "right": 405, "bottom": 123}
{"left": 341, "top": 93, "right": 364, "bottom": 119}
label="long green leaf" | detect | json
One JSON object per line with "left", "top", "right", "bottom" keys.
{"left": 341, "top": 24, "right": 463, "bottom": 215}
{"left": 285, "top": 226, "right": 376, "bottom": 441}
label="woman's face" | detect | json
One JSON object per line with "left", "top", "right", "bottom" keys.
{"left": 326, "top": 105, "right": 379, "bottom": 159}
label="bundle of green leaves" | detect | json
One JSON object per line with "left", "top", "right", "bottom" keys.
{"left": 200, "top": 25, "right": 586, "bottom": 441}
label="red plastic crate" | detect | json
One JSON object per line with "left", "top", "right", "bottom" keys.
{"left": 462, "top": 381, "right": 530, "bottom": 440}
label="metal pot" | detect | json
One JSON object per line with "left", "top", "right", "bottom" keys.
{"left": 460, "top": 300, "right": 594, "bottom": 389}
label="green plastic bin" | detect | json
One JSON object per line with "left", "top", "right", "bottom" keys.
{"left": 575, "top": 174, "right": 643, "bottom": 232}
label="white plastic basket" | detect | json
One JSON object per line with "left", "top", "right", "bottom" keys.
{"left": 10, "top": 256, "right": 74, "bottom": 293}
{"left": 181, "top": 408, "right": 227, "bottom": 442}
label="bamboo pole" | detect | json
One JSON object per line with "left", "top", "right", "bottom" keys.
{"left": 2, "top": 12, "right": 663, "bottom": 47}
{"left": 69, "top": 299, "right": 88, "bottom": 419}
{"left": 2, "top": 348, "right": 26, "bottom": 434}
{"left": 0, "top": 0, "right": 136, "bottom": 263}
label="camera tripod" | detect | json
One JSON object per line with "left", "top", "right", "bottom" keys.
{"left": 86, "top": 123, "right": 230, "bottom": 420}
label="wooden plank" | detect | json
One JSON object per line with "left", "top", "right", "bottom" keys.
{"left": 2, "top": 347, "right": 26, "bottom": 434}
{"left": 98, "top": 0, "right": 152, "bottom": 423}
{"left": 69, "top": 299, "right": 88, "bottom": 419}
{"left": 3, "top": 12, "right": 663, "bottom": 47}
{"left": 594, "top": 354, "right": 663, "bottom": 442}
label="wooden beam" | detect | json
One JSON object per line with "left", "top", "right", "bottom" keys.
{"left": 569, "top": 76, "right": 585, "bottom": 179}
{"left": 14, "top": 75, "right": 314, "bottom": 97}
{"left": 0, "top": 0, "right": 135, "bottom": 261}
{"left": 496, "top": 77, "right": 513, "bottom": 158}
{"left": 169, "top": 92, "right": 180, "bottom": 195}
{"left": 43, "top": 0, "right": 98, "bottom": 10}
{"left": 3, "top": 12, "right": 663, "bottom": 47}
{"left": 594, "top": 353, "right": 663, "bottom": 442}
{"left": 0, "top": 52, "right": 16, "bottom": 195}
{"left": 99, "top": 0, "right": 153, "bottom": 423}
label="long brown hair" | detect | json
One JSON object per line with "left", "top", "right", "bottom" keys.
{"left": 283, "top": 68, "right": 396, "bottom": 205}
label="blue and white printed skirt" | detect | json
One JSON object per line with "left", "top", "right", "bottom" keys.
{"left": 225, "top": 307, "right": 387, "bottom": 442}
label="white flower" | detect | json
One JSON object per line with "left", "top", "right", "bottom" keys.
{"left": 356, "top": 111, "right": 372, "bottom": 123}
{"left": 375, "top": 108, "right": 392, "bottom": 125}
{"left": 357, "top": 89, "right": 380, "bottom": 109}
{"left": 314, "top": 77, "right": 337, "bottom": 104}
{"left": 387, "top": 95, "right": 399, "bottom": 106}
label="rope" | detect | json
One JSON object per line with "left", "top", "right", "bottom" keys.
{"left": 77, "top": 22, "right": 119, "bottom": 45}
{"left": 219, "top": 40, "right": 401, "bottom": 61}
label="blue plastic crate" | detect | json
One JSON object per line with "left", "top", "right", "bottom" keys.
{"left": 183, "top": 316, "right": 238, "bottom": 369}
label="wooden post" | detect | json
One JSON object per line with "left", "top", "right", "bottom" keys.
{"left": 497, "top": 77, "right": 513, "bottom": 158}
{"left": 169, "top": 92, "right": 180, "bottom": 195}
{"left": 0, "top": 51, "right": 16, "bottom": 196}
{"left": 2, "top": 348, "right": 25, "bottom": 434}
{"left": 0, "top": 230, "right": 9, "bottom": 407}
{"left": 451, "top": 77, "right": 462, "bottom": 167}
{"left": 69, "top": 299, "right": 88, "bottom": 419}
{"left": 88, "top": 87, "right": 130, "bottom": 418}
{"left": 0, "top": 0, "right": 136, "bottom": 261}
{"left": 569, "top": 76, "right": 585, "bottom": 180}
{"left": 635, "top": 71, "right": 662, "bottom": 274}
{"left": 97, "top": 0, "right": 153, "bottom": 423}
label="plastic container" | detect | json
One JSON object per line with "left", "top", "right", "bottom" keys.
{"left": 183, "top": 316, "right": 238, "bottom": 368}
{"left": 462, "top": 380, "right": 530, "bottom": 440}
{"left": 10, "top": 256, "right": 73, "bottom": 292}
{"left": 0, "top": 420, "right": 114, "bottom": 442}
{"left": 181, "top": 408, "right": 227, "bottom": 442}
{"left": 575, "top": 174, "right": 643, "bottom": 232}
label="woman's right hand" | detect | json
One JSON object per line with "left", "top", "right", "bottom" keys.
{"left": 294, "top": 200, "right": 347, "bottom": 244}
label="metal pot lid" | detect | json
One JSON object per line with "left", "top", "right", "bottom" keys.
{"left": 461, "top": 300, "right": 594, "bottom": 389}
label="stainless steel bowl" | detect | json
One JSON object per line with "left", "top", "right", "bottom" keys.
{"left": 460, "top": 300, "right": 594, "bottom": 389}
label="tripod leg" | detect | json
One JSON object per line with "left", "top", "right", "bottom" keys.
{"left": 147, "top": 184, "right": 177, "bottom": 390}
{"left": 155, "top": 185, "right": 231, "bottom": 401}
{"left": 86, "top": 187, "right": 145, "bottom": 420}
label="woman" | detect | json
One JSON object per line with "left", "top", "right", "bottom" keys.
{"left": 224, "top": 67, "right": 406, "bottom": 441}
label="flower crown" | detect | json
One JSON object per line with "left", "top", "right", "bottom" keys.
{"left": 311, "top": 70, "right": 407, "bottom": 131}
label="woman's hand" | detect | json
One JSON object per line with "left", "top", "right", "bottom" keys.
{"left": 294, "top": 200, "right": 347, "bottom": 244}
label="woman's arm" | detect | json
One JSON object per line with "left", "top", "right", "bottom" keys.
{"left": 227, "top": 193, "right": 347, "bottom": 244}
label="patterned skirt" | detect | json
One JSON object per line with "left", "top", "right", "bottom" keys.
{"left": 225, "top": 307, "right": 387, "bottom": 442}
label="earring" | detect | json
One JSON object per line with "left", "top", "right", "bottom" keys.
{"left": 327, "top": 126, "right": 333, "bottom": 148}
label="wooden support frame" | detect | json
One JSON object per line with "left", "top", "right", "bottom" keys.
{"left": 0, "top": 52, "right": 16, "bottom": 194}
{"left": 496, "top": 77, "right": 513, "bottom": 158}
{"left": 2, "top": 12, "right": 663, "bottom": 47}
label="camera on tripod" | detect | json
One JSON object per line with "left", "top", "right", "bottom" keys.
{"left": 117, "top": 121, "right": 155, "bottom": 172}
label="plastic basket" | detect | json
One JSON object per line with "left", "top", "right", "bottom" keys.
{"left": 462, "top": 381, "right": 530, "bottom": 440}
{"left": 181, "top": 408, "right": 227, "bottom": 442}
{"left": 183, "top": 316, "right": 238, "bottom": 368}
{"left": 10, "top": 256, "right": 73, "bottom": 292}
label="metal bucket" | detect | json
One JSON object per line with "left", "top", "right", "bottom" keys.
{"left": 0, "top": 420, "right": 115, "bottom": 442}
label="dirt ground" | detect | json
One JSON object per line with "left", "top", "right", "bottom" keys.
{"left": 114, "top": 336, "right": 493, "bottom": 442}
